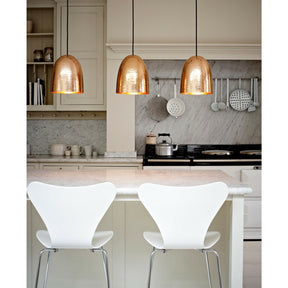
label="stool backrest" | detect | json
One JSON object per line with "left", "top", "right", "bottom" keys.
{"left": 27, "top": 181, "right": 116, "bottom": 248}
{"left": 138, "top": 182, "right": 228, "bottom": 249}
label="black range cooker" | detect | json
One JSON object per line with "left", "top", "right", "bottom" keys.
{"left": 143, "top": 144, "right": 261, "bottom": 166}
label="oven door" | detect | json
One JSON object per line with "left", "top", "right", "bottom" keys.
{"left": 143, "top": 158, "right": 191, "bottom": 167}
{"left": 143, "top": 166, "right": 190, "bottom": 170}
{"left": 143, "top": 158, "right": 190, "bottom": 170}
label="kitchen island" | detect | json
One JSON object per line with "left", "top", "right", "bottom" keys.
{"left": 27, "top": 169, "right": 251, "bottom": 288}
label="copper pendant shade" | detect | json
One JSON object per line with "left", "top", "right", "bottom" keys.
{"left": 116, "top": 55, "right": 149, "bottom": 95}
{"left": 51, "top": 55, "right": 83, "bottom": 94}
{"left": 180, "top": 0, "right": 213, "bottom": 95}
{"left": 180, "top": 55, "right": 212, "bottom": 95}
{"left": 116, "top": 0, "right": 149, "bottom": 95}
{"left": 51, "top": 0, "right": 84, "bottom": 94}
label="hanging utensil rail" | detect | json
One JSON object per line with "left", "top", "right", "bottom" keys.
{"left": 152, "top": 77, "right": 261, "bottom": 82}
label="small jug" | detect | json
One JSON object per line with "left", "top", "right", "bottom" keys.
{"left": 71, "top": 145, "right": 82, "bottom": 156}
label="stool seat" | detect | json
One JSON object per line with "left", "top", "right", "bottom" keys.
{"left": 37, "top": 230, "right": 114, "bottom": 249}
{"left": 143, "top": 231, "right": 221, "bottom": 250}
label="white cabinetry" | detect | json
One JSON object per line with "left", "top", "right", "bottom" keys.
{"left": 191, "top": 165, "right": 261, "bottom": 288}
{"left": 56, "top": 3, "right": 105, "bottom": 110}
{"left": 240, "top": 168, "right": 261, "bottom": 288}
{"left": 243, "top": 241, "right": 261, "bottom": 288}
{"left": 240, "top": 168, "right": 261, "bottom": 239}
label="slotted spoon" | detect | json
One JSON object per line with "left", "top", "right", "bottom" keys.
{"left": 166, "top": 82, "right": 185, "bottom": 118}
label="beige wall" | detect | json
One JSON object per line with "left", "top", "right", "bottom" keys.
{"left": 106, "top": 0, "right": 261, "bottom": 154}
{"left": 107, "top": 0, "right": 261, "bottom": 44}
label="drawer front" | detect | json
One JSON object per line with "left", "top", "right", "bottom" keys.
{"left": 241, "top": 169, "right": 261, "bottom": 197}
{"left": 40, "top": 164, "right": 79, "bottom": 171}
{"left": 80, "top": 165, "right": 141, "bottom": 170}
{"left": 244, "top": 199, "right": 261, "bottom": 228}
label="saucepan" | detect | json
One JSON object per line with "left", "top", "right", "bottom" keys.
{"left": 155, "top": 133, "right": 178, "bottom": 156}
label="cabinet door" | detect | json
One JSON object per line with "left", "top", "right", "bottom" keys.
{"left": 243, "top": 241, "right": 261, "bottom": 288}
{"left": 58, "top": 6, "right": 104, "bottom": 111}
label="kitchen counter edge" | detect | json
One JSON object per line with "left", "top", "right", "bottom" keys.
{"left": 27, "top": 155, "right": 143, "bottom": 164}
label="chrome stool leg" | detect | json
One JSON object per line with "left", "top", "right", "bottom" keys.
{"left": 35, "top": 248, "right": 57, "bottom": 288}
{"left": 101, "top": 248, "right": 110, "bottom": 288}
{"left": 147, "top": 248, "right": 165, "bottom": 288}
{"left": 203, "top": 250, "right": 212, "bottom": 288}
{"left": 210, "top": 249, "right": 223, "bottom": 288}
{"left": 43, "top": 250, "right": 51, "bottom": 288}
{"left": 92, "top": 248, "right": 110, "bottom": 288}
{"left": 202, "top": 249, "right": 223, "bottom": 288}
{"left": 35, "top": 249, "right": 46, "bottom": 288}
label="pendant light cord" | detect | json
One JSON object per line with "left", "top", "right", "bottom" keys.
{"left": 195, "top": 0, "right": 197, "bottom": 56}
{"left": 132, "top": 0, "right": 134, "bottom": 55}
{"left": 66, "top": 0, "right": 69, "bottom": 55}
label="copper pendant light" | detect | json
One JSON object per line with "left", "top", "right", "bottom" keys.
{"left": 180, "top": 0, "right": 212, "bottom": 95}
{"left": 116, "top": 0, "right": 149, "bottom": 95}
{"left": 51, "top": 0, "right": 83, "bottom": 94}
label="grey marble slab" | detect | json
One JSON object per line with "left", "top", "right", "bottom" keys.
{"left": 136, "top": 60, "right": 261, "bottom": 154}
{"left": 27, "top": 119, "right": 106, "bottom": 155}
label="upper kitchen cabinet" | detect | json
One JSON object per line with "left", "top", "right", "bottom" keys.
{"left": 56, "top": 0, "right": 105, "bottom": 111}
{"left": 27, "top": 0, "right": 57, "bottom": 111}
{"left": 107, "top": 0, "right": 261, "bottom": 60}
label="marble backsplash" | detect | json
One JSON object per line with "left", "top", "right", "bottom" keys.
{"left": 27, "top": 60, "right": 261, "bottom": 155}
{"left": 27, "top": 119, "right": 106, "bottom": 155}
{"left": 135, "top": 60, "right": 261, "bottom": 155}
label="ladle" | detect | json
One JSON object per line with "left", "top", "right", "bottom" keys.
{"left": 218, "top": 78, "right": 226, "bottom": 110}
{"left": 248, "top": 78, "right": 256, "bottom": 112}
{"left": 211, "top": 78, "right": 219, "bottom": 112}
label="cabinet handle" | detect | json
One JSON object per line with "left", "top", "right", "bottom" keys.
{"left": 253, "top": 166, "right": 261, "bottom": 170}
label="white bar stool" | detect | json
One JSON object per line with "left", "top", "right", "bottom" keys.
{"left": 138, "top": 182, "right": 229, "bottom": 288}
{"left": 27, "top": 181, "right": 116, "bottom": 288}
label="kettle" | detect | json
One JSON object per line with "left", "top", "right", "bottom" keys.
{"left": 155, "top": 133, "right": 178, "bottom": 156}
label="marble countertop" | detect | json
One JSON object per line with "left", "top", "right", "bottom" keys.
{"left": 27, "top": 169, "right": 251, "bottom": 200}
{"left": 27, "top": 155, "right": 143, "bottom": 163}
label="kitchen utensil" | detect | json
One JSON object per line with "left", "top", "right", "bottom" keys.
{"left": 145, "top": 133, "right": 157, "bottom": 144}
{"left": 211, "top": 78, "right": 219, "bottom": 112}
{"left": 71, "top": 145, "right": 83, "bottom": 156}
{"left": 226, "top": 78, "right": 229, "bottom": 111}
{"left": 218, "top": 78, "right": 226, "bottom": 110}
{"left": 155, "top": 133, "right": 178, "bottom": 156}
{"left": 248, "top": 78, "right": 256, "bottom": 112}
{"left": 166, "top": 82, "right": 185, "bottom": 118}
{"left": 230, "top": 79, "right": 251, "bottom": 111}
{"left": 253, "top": 78, "right": 260, "bottom": 107}
{"left": 146, "top": 81, "right": 169, "bottom": 122}
{"left": 50, "top": 144, "right": 70, "bottom": 156}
